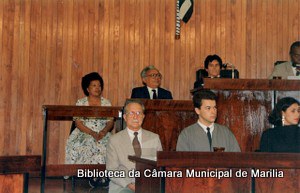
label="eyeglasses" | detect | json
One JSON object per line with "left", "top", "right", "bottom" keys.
{"left": 126, "top": 111, "right": 144, "bottom": 117}
{"left": 147, "top": 73, "right": 162, "bottom": 78}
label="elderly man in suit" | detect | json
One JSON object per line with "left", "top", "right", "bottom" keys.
{"left": 176, "top": 90, "right": 240, "bottom": 152}
{"left": 106, "top": 99, "right": 162, "bottom": 193}
{"left": 131, "top": 65, "right": 173, "bottom": 99}
{"left": 269, "top": 41, "right": 300, "bottom": 79}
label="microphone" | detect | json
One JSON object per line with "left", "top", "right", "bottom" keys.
{"left": 222, "top": 63, "right": 228, "bottom": 69}
{"left": 222, "top": 62, "right": 236, "bottom": 79}
{"left": 231, "top": 64, "right": 235, "bottom": 79}
{"left": 222, "top": 63, "right": 234, "bottom": 69}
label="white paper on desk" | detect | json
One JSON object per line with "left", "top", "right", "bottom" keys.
{"left": 287, "top": 76, "right": 300, "bottom": 80}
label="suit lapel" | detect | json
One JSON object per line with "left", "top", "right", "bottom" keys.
{"left": 157, "top": 87, "right": 162, "bottom": 99}
{"left": 142, "top": 86, "right": 151, "bottom": 99}
{"left": 141, "top": 130, "right": 156, "bottom": 157}
{"left": 141, "top": 129, "right": 149, "bottom": 146}
{"left": 286, "top": 62, "right": 295, "bottom": 76}
{"left": 121, "top": 130, "right": 135, "bottom": 156}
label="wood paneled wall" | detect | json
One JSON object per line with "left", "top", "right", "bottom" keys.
{"left": 0, "top": 0, "right": 299, "bottom": 162}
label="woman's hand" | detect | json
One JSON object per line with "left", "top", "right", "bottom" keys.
{"left": 96, "top": 130, "right": 107, "bottom": 141}
{"left": 90, "top": 130, "right": 100, "bottom": 141}
{"left": 94, "top": 119, "right": 115, "bottom": 141}
{"left": 75, "top": 120, "right": 100, "bottom": 140}
{"left": 127, "top": 183, "right": 135, "bottom": 192}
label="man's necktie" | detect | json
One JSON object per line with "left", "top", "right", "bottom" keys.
{"left": 152, "top": 89, "right": 157, "bottom": 99}
{"left": 293, "top": 63, "right": 300, "bottom": 76}
{"left": 207, "top": 127, "right": 212, "bottom": 151}
{"left": 132, "top": 132, "right": 141, "bottom": 157}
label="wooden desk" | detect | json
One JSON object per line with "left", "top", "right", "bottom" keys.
{"left": 0, "top": 155, "right": 41, "bottom": 193}
{"left": 130, "top": 152, "right": 300, "bottom": 193}
{"left": 41, "top": 105, "right": 123, "bottom": 193}
{"left": 140, "top": 79, "right": 299, "bottom": 153}
{"left": 202, "top": 78, "right": 300, "bottom": 151}
{"left": 140, "top": 100, "right": 198, "bottom": 151}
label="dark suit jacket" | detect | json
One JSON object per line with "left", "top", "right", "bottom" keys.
{"left": 260, "top": 125, "right": 300, "bottom": 153}
{"left": 131, "top": 86, "right": 173, "bottom": 99}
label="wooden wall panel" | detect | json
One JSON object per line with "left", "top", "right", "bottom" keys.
{"left": 0, "top": 174, "right": 24, "bottom": 193}
{"left": 0, "top": 0, "right": 3, "bottom": 156}
{"left": 0, "top": 0, "right": 299, "bottom": 163}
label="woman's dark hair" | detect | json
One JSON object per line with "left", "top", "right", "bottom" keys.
{"left": 204, "top": 54, "right": 223, "bottom": 69}
{"left": 268, "top": 97, "right": 300, "bottom": 126}
{"left": 81, "top": 72, "right": 104, "bottom": 96}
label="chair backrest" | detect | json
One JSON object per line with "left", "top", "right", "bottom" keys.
{"left": 220, "top": 69, "right": 239, "bottom": 78}
{"left": 196, "top": 69, "right": 239, "bottom": 81}
{"left": 196, "top": 69, "right": 208, "bottom": 81}
{"left": 274, "top": 61, "right": 287, "bottom": 66}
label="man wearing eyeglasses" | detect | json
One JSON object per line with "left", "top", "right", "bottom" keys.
{"left": 131, "top": 65, "right": 173, "bottom": 99}
{"left": 269, "top": 41, "right": 300, "bottom": 79}
{"left": 106, "top": 99, "right": 162, "bottom": 193}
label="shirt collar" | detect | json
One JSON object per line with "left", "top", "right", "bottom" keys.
{"left": 147, "top": 87, "right": 158, "bottom": 99}
{"left": 291, "top": 62, "right": 298, "bottom": 75}
{"left": 197, "top": 121, "right": 214, "bottom": 133}
{"left": 127, "top": 127, "right": 142, "bottom": 135}
{"left": 126, "top": 127, "right": 143, "bottom": 142}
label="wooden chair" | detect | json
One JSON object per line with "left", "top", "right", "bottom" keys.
{"left": 194, "top": 69, "right": 239, "bottom": 90}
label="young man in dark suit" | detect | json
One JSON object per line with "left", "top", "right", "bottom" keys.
{"left": 131, "top": 65, "right": 173, "bottom": 99}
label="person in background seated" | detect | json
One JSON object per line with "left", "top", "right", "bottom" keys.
{"left": 65, "top": 72, "right": 114, "bottom": 187}
{"left": 269, "top": 41, "right": 300, "bottom": 79}
{"left": 260, "top": 97, "right": 300, "bottom": 152}
{"left": 131, "top": 65, "right": 173, "bottom": 99}
{"left": 176, "top": 90, "right": 241, "bottom": 152}
{"left": 204, "top": 54, "right": 223, "bottom": 78}
{"left": 106, "top": 99, "right": 162, "bottom": 193}
{"left": 194, "top": 54, "right": 234, "bottom": 89}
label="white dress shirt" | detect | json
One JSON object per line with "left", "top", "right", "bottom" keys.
{"left": 147, "top": 87, "right": 158, "bottom": 99}
{"left": 126, "top": 128, "right": 143, "bottom": 147}
{"left": 198, "top": 121, "right": 215, "bottom": 134}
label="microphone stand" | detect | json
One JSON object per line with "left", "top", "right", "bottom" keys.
{"left": 231, "top": 64, "right": 235, "bottom": 79}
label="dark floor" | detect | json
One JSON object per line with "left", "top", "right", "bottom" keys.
{"left": 28, "top": 177, "right": 108, "bottom": 193}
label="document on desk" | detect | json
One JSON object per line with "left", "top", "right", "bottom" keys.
{"left": 287, "top": 76, "right": 300, "bottom": 80}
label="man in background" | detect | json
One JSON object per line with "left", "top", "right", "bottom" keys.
{"left": 131, "top": 65, "right": 173, "bottom": 99}
{"left": 269, "top": 41, "right": 300, "bottom": 79}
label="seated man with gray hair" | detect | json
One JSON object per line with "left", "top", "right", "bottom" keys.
{"left": 131, "top": 65, "right": 173, "bottom": 99}
{"left": 106, "top": 99, "right": 162, "bottom": 193}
